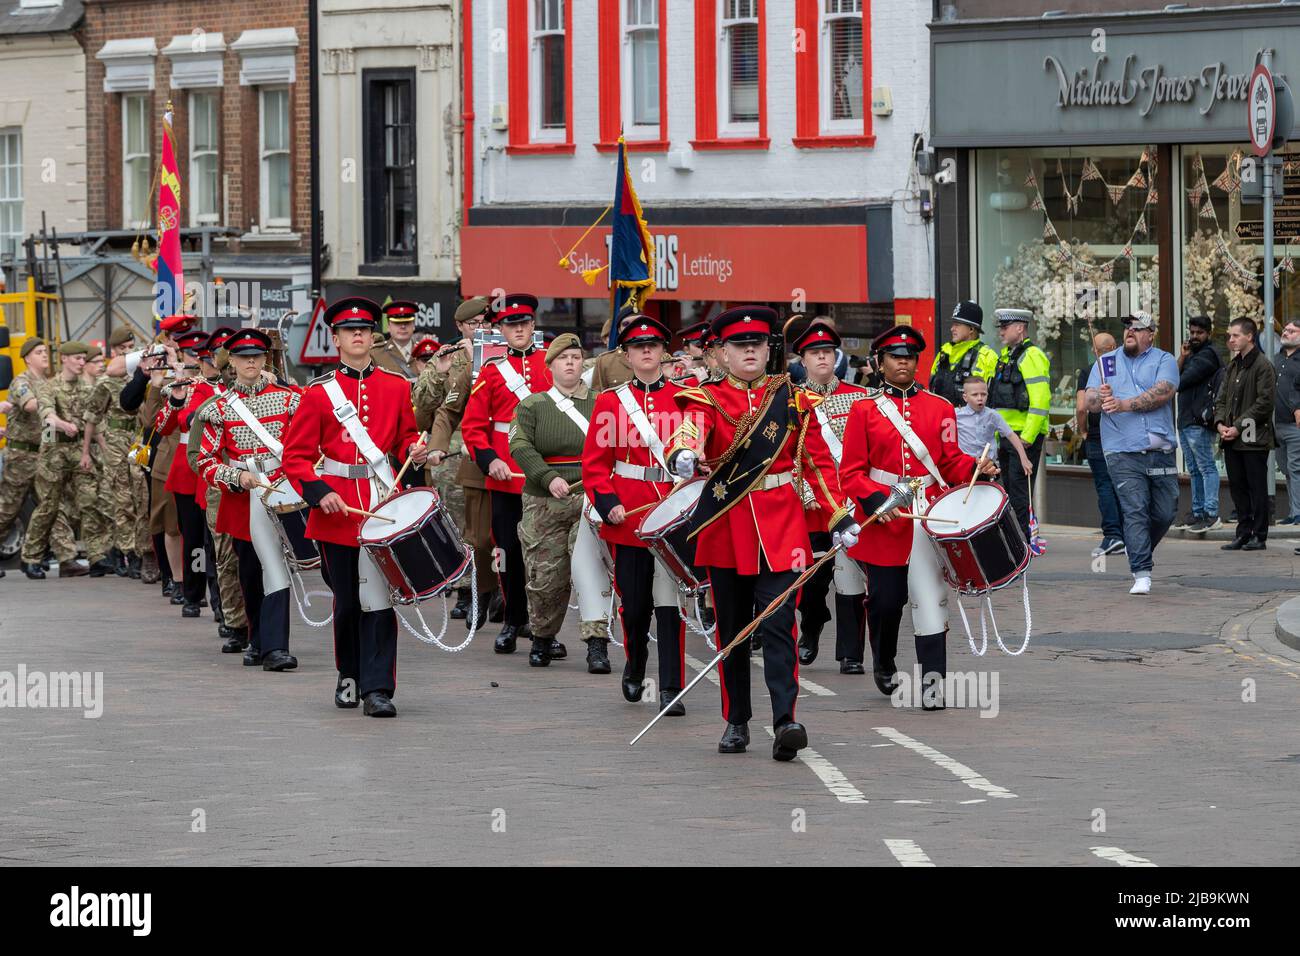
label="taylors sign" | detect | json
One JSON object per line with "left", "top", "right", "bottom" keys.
{"left": 1043, "top": 54, "right": 1262, "bottom": 118}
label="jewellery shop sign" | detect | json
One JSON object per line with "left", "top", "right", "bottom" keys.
{"left": 931, "top": 17, "right": 1300, "bottom": 147}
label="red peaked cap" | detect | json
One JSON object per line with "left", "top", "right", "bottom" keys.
{"left": 411, "top": 337, "right": 441, "bottom": 359}
{"left": 679, "top": 320, "right": 710, "bottom": 344}
{"left": 383, "top": 300, "right": 419, "bottom": 321}
{"left": 225, "top": 328, "right": 273, "bottom": 355}
{"left": 326, "top": 296, "right": 381, "bottom": 329}
{"left": 711, "top": 305, "right": 777, "bottom": 344}
{"left": 490, "top": 293, "right": 539, "bottom": 325}
{"left": 159, "top": 314, "right": 196, "bottom": 335}
{"left": 208, "top": 326, "right": 240, "bottom": 351}
{"left": 174, "top": 330, "right": 210, "bottom": 354}
{"left": 872, "top": 324, "right": 927, "bottom": 356}
{"left": 789, "top": 321, "right": 841, "bottom": 354}
{"left": 618, "top": 314, "right": 671, "bottom": 347}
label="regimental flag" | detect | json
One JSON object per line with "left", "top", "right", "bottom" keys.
{"left": 156, "top": 105, "right": 184, "bottom": 318}
{"left": 607, "top": 137, "right": 655, "bottom": 350}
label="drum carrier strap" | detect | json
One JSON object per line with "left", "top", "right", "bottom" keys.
{"left": 496, "top": 358, "right": 533, "bottom": 403}
{"left": 321, "top": 377, "right": 397, "bottom": 492}
{"left": 615, "top": 383, "right": 669, "bottom": 471}
{"left": 814, "top": 406, "right": 842, "bottom": 466}
{"left": 872, "top": 395, "right": 947, "bottom": 491}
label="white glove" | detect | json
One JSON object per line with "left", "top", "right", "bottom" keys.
{"left": 673, "top": 450, "right": 697, "bottom": 480}
{"left": 833, "top": 523, "right": 861, "bottom": 551}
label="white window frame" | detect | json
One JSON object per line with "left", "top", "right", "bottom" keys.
{"left": 258, "top": 86, "right": 291, "bottom": 231}
{"left": 0, "top": 128, "right": 22, "bottom": 258}
{"left": 529, "top": 0, "right": 566, "bottom": 142}
{"left": 819, "top": 0, "right": 864, "bottom": 135}
{"left": 621, "top": 0, "right": 660, "bottom": 136}
{"left": 121, "top": 94, "right": 151, "bottom": 230}
{"left": 189, "top": 91, "right": 220, "bottom": 226}
{"left": 718, "top": 0, "right": 760, "bottom": 138}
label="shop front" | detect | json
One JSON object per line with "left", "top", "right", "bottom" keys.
{"left": 930, "top": 5, "right": 1300, "bottom": 527}
{"left": 460, "top": 203, "right": 908, "bottom": 365}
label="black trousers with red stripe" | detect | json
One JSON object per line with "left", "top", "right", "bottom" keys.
{"left": 614, "top": 545, "right": 685, "bottom": 693}
{"left": 708, "top": 560, "right": 799, "bottom": 728}
{"left": 320, "top": 542, "right": 398, "bottom": 698}
{"left": 231, "top": 539, "right": 291, "bottom": 655}
{"left": 174, "top": 492, "right": 207, "bottom": 606}
{"left": 489, "top": 491, "right": 528, "bottom": 627}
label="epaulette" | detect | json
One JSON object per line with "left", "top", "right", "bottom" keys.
{"left": 793, "top": 388, "right": 824, "bottom": 413}
{"left": 307, "top": 370, "right": 336, "bottom": 387}
{"left": 374, "top": 365, "right": 408, "bottom": 380}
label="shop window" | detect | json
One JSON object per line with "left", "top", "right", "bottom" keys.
{"left": 363, "top": 70, "right": 417, "bottom": 271}
{"left": 723, "top": 1, "right": 760, "bottom": 129}
{"left": 823, "top": 0, "right": 863, "bottom": 126}
{"left": 259, "top": 87, "right": 291, "bottom": 230}
{"left": 0, "top": 128, "right": 21, "bottom": 258}
{"left": 596, "top": 0, "right": 667, "bottom": 151}
{"left": 533, "top": 0, "right": 566, "bottom": 136}
{"left": 507, "top": 0, "right": 573, "bottom": 153}
{"left": 793, "top": 0, "right": 873, "bottom": 148}
{"left": 626, "top": 0, "right": 660, "bottom": 128}
{"left": 189, "top": 91, "right": 220, "bottom": 226}
{"left": 122, "top": 93, "right": 152, "bottom": 229}
{"left": 691, "top": 1, "right": 767, "bottom": 150}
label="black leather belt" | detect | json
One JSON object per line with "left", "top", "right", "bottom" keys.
{"left": 5, "top": 439, "right": 39, "bottom": 452}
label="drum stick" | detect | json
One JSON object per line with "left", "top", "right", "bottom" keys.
{"left": 896, "top": 512, "right": 960, "bottom": 524}
{"left": 963, "top": 443, "right": 991, "bottom": 505}
{"left": 382, "top": 431, "right": 428, "bottom": 501}
{"left": 343, "top": 505, "right": 394, "bottom": 524}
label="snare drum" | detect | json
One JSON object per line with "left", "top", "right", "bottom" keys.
{"left": 922, "top": 483, "right": 1029, "bottom": 596}
{"left": 358, "top": 488, "right": 471, "bottom": 604}
{"left": 261, "top": 482, "right": 321, "bottom": 571}
{"left": 635, "top": 478, "right": 710, "bottom": 597}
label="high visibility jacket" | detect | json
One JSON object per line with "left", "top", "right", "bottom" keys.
{"left": 991, "top": 340, "right": 1052, "bottom": 443}
{"left": 929, "top": 340, "right": 999, "bottom": 405}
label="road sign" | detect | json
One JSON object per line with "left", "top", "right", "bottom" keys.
{"left": 297, "top": 297, "right": 337, "bottom": 365}
{"left": 1249, "top": 64, "right": 1276, "bottom": 157}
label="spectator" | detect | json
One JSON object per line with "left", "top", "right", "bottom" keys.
{"left": 1215, "top": 317, "right": 1275, "bottom": 551}
{"left": 1173, "top": 315, "right": 1224, "bottom": 533}
{"left": 1076, "top": 332, "right": 1125, "bottom": 557}
{"left": 1272, "top": 320, "right": 1300, "bottom": 525}
{"left": 954, "top": 376, "right": 1035, "bottom": 472}
{"left": 1084, "top": 312, "right": 1179, "bottom": 595}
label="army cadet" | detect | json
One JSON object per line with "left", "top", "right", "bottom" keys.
{"left": 424, "top": 296, "right": 499, "bottom": 625}
{"left": 21, "top": 341, "right": 109, "bottom": 578}
{"left": 583, "top": 316, "right": 692, "bottom": 711}
{"left": 186, "top": 327, "right": 250, "bottom": 650}
{"left": 509, "top": 332, "right": 610, "bottom": 667}
{"left": 2, "top": 339, "right": 72, "bottom": 579}
{"left": 281, "top": 297, "right": 426, "bottom": 717}
{"left": 666, "top": 307, "right": 859, "bottom": 761}
{"left": 785, "top": 318, "right": 871, "bottom": 672}
{"left": 371, "top": 300, "right": 421, "bottom": 381}
{"left": 929, "top": 301, "right": 998, "bottom": 406}
{"left": 83, "top": 326, "right": 145, "bottom": 576}
{"left": 459, "top": 293, "right": 553, "bottom": 654}
{"left": 989, "top": 308, "right": 1052, "bottom": 543}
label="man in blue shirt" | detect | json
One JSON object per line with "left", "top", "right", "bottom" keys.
{"left": 1085, "top": 312, "right": 1180, "bottom": 595}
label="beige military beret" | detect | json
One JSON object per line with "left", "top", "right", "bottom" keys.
{"left": 59, "top": 340, "right": 90, "bottom": 357}
{"left": 108, "top": 326, "right": 136, "bottom": 348}
{"left": 545, "top": 332, "right": 583, "bottom": 365}
{"left": 454, "top": 296, "right": 491, "bottom": 324}
{"left": 19, "top": 337, "right": 46, "bottom": 359}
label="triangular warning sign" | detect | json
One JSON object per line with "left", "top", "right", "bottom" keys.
{"left": 298, "top": 297, "right": 339, "bottom": 365}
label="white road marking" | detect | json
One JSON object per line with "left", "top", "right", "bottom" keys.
{"left": 894, "top": 799, "right": 930, "bottom": 805}
{"left": 872, "top": 726, "right": 1017, "bottom": 799}
{"left": 683, "top": 654, "right": 720, "bottom": 686}
{"left": 871, "top": 743, "right": 895, "bottom": 747}
{"left": 1091, "top": 846, "right": 1157, "bottom": 867}
{"left": 959, "top": 799, "right": 986, "bottom": 805}
{"left": 884, "top": 839, "right": 935, "bottom": 867}
{"left": 764, "top": 727, "right": 868, "bottom": 804}
{"left": 750, "top": 658, "right": 835, "bottom": 696}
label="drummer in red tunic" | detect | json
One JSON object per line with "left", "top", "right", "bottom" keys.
{"left": 153, "top": 329, "right": 213, "bottom": 619}
{"left": 459, "top": 292, "right": 553, "bottom": 655}
{"left": 665, "top": 306, "right": 860, "bottom": 761}
{"left": 839, "top": 325, "right": 998, "bottom": 709}
{"left": 582, "top": 315, "right": 688, "bottom": 714}
{"left": 195, "top": 329, "right": 301, "bottom": 669}
{"left": 281, "top": 297, "right": 426, "bottom": 718}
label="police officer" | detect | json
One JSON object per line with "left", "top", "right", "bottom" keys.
{"left": 930, "top": 301, "right": 999, "bottom": 406}
{"left": 988, "top": 309, "right": 1052, "bottom": 543}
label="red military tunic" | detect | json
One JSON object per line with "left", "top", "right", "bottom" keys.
{"left": 280, "top": 363, "right": 420, "bottom": 547}
{"left": 582, "top": 376, "right": 683, "bottom": 548}
{"left": 195, "top": 380, "right": 300, "bottom": 542}
{"left": 668, "top": 374, "right": 849, "bottom": 575}
{"left": 155, "top": 379, "right": 215, "bottom": 496}
{"left": 460, "top": 347, "right": 551, "bottom": 494}
{"left": 801, "top": 378, "right": 872, "bottom": 534}
{"left": 839, "top": 383, "right": 978, "bottom": 567}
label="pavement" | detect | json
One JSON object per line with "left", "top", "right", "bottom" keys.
{"left": 2, "top": 524, "right": 1299, "bottom": 867}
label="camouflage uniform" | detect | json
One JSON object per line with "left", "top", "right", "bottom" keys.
{"left": 0, "top": 369, "right": 63, "bottom": 548}
{"left": 412, "top": 351, "right": 465, "bottom": 522}
{"left": 510, "top": 383, "right": 608, "bottom": 642}
{"left": 22, "top": 374, "right": 108, "bottom": 564}
{"left": 83, "top": 371, "right": 143, "bottom": 556}
{"left": 186, "top": 388, "right": 247, "bottom": 632}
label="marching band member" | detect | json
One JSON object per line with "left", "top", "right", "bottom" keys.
{"left": 666, "top": 307, "right": 859, "bottom": 760}
{"left": 425, "top": 296, "right": 498, "bottom": 627}
{"left": 786, "top": 319, "right": 872, "bottom": 673}
{"left": 281, "top": 298, "right": 426, "bottom": 717}
{"left": 459, "top": 293, "right": 552, "bottom": 655}
{"left": 510, "top": 333, "right": 610, "bottom": 669}
{"left": 583, "top": 316, "right": 689, "bottom": 713}
{"left": 153, "top": 329, "right": 213, "bottom": 618}
{"left": 371, "top": 300, "right": 421, "bottom": 381}
{"left": 839, "top": 326, "right": 998, "bottom": 708}
{"left": 196, "top": 329, "right": 300, "bottom": 669}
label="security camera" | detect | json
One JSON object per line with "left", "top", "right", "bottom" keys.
{"left": 934, "top": 166, "right": 955, "bottom": 186}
